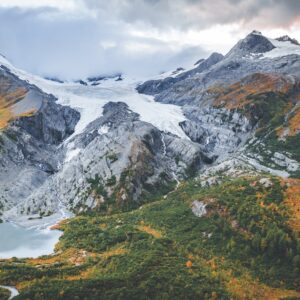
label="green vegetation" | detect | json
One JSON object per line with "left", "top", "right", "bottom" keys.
{"left": 0, "top": 288, "right": 10, "bottom": 300}
{"left": 251, "top": 130, "right": 300, "bottom": 178}
{"left": 244, "top": 91, "right": 288, "bottom": 130}
{"left": 241, "top": 91, "right": 300, "bottom": 177}
{"left": 106, "top": 153, "right": 118, "bottom": 163}
{"left": 0, "top": 176, "right": 299, "bottom": 299}
{"left": 106, "top": 175, "right": 117, "bottom": 187}
{"left": 85, "top": 169, "right": 176, "bottom": 215}
{"left": 87, "top": 174, "right": 108, "bottom": 199}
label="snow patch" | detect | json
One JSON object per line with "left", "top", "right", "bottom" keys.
{"left": 64, "top": 141, "right": 81, "bottom": 163}
{"left": 263, "top": 38, "right": 300, "bottom": 58}
{"left": 98, "top": 125, "right": 110, "bottom": 135}
{"left": 65, "top": 148, "right": 81, "bottom": 163}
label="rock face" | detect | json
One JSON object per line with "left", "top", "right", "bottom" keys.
{"left": 191, "top": 201, "right": 207, "bottom": 217}
{"left": 226, "top": 30, "right": 275, "bottom": 57}
{"left": 180, "top": 106, "right": 252, "bottom": 158}
{"left": 2, "top": 30, "right": 300, "bottom": 220}
{"left": 0, "top": 67, "right": 80, "bottom": 214}
{"left": 15, "top": 100, "right": 80, "bottom": 145}
{"left": 137, "top": 31, "right": 300, "bottom": 105}
{"left": 5, "top": 102, "right": 206, "bottom": 217}
{"left": 137, "top": 52, "right": 224, "bottom": 98}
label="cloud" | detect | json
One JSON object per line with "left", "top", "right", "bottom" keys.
{"left": 0, "top": 4, "right": 208, "bottom": 79}
{"left": 0, "top": 0, "right": 299, "bottom": 79}
{"left": 82, "top": 0, "right": 300, "bottom": 29}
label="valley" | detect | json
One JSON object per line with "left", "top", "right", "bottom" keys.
{"left": 0, "top": 30, "right": 300, "bottom": 299}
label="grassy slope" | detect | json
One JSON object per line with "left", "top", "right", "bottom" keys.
{"left": 0, "top": 176, "right": 299, "bottom": 300}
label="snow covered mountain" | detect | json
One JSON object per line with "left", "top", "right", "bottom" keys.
{"left": 0, "top": 53, "right": 207, "bottom": 224}
{"left": 138, "top": 30, "right": 300, "bottom": 174}
{"left": 1, "top": 31, "right": 300, "bottom": 225}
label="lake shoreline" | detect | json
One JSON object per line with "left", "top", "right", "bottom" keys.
{"left": 0, "top": 217, "right": 64, "bottom": 259}
{"left": 2, "top": 209, "right": 73, "bottom": 230}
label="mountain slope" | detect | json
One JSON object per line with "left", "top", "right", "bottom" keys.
{"left": 138, "top": 31, "right": 300, "bottom": 178}
{"left": 1, "top": 175, "right": 300, "bottom": 299}
{"left": 0, "top": 54, "right": 209, "bottom": 222}
{"left": 137, "top": 31, "right": 300, "bottom": 105}
{"left": 0, "top": 31, "right": 300, "bottom": 299}
{"left": 1, "top": 31, "right": 300, "bottom": 222}
{"left": 7, "top": 102, "right": 205, "bottom": 218}
{"left": 0, "top": 64, "right": 80, "bottom": 215}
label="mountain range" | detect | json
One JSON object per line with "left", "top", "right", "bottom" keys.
{"left": 0, "top": 31, "right": 300, "bottom": 299}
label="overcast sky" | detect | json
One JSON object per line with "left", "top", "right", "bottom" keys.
{"left": 0, "top": 0, "right": 300, "bottom": 79}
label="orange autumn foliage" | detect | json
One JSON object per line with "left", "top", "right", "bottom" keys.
{"left": 99, "top": 246, "right": 127, "bottom": 259}
{"left": 227, "top": 275, "right": 300, "bottom": 300}
{"left": 213, "top": 73, "right": 293, "bottom": 110}
{"left": 186, "top": 260, "right": 193, "bottom": 268}
{"left": 0, "top": 87, "right": 37, "bottom": 129}
{"left": 136, "top": 223, "right": 163, "bottom": 238}
{"left": 281, "top": 178, "right": 300, "bottom": 231}
{"left": 287, "top": 107, "right": 300, "bottom": 136}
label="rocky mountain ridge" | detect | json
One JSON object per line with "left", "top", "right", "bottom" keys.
{"left": 137, "top": 31, "right": 300, "bottom": 103}
{"left": 0, "top": 66, "right": 80, "bottom": 215}
{"left": 138, "top": 31, "right": 300, "bottom": 176}
{"left": 1, "top": 31, "right": 300, "bottom": 223}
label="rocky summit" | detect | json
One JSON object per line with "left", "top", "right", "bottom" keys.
{"left": 0, "top": 31, "right": 300, "bottom": 299}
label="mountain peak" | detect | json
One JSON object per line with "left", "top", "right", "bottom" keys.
{"left": 226, "top": 31, "right": 275, "bottom": 57}
{"left": 275, "top": 35, "right": 300, "bottom": 46}
{"left": 250, "top": 30, "right": 262, "bottom": 36}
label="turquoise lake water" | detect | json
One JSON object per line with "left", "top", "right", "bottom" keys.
{"left": 0, "top": 222, "right": 62, "bottom": 259}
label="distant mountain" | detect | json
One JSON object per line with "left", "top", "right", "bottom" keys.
{"left": 138, "top": 31, "right": 300, "bottom": 176}
{"left": 137, "top": 31, "right": 300, "bottom": 102}
{"left": 276, "top": 35, "right": 300, "bottom": 45}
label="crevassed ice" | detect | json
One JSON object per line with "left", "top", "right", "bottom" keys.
{"left": 0, "top": 56, "right": 188, "bottom": 141}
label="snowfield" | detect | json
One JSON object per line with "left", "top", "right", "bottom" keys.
{"left": 50, "top": 79, "right": 188, "bottom": 140}
{"left": 0, "top": 54, "right": 188, "bottom": 142}
{"left": 264, "top": 38, "right": 300, "bottom": 58}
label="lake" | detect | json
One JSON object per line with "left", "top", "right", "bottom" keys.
{"left": 0, "top": 222, "right": 62, "bottom": 259}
